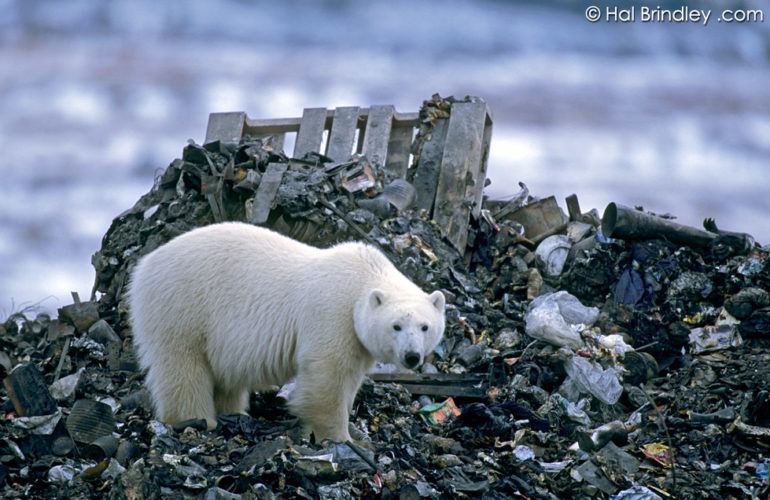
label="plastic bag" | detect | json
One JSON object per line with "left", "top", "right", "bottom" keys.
{"left": 563, "top": 355, "right": 623, "bottom": 405}
{"left": 524, "top": 291, "right": 599, "bottom": 348}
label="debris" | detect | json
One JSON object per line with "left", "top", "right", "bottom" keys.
{"left": 2, "top": 95, "right": 768, "bottom": 498}
{"left": 562, "top": 354, "right": 624, "bottom": 405}
{"left": 418, "top": 397, "right": 461, "bottom": 426}
{"left": 602, "top": 202, "right": 717, "bottom": 248}
{"left": 58, "top": 298, "right": 100, "bottom": 333}
{"left": 456, "top": 343, "right": 483, "bottom": 367}
{"left": 493, "top": 194, "right": 567, "bottom": 238}
{"left": 576, "top": 442, "right": 640, "bottom": 495}
{"left": 357, "top": 179, "right": 416, "bottom": 217}
{"left": 730, "top": 416, "right": 770, "bottom": 441}
{"left": 688, "top": 324, "right": 742, "bottom": 354}
{"left": 535, "top": 234, "right": 572, "bottom": 277}
{"left": 339, "top": 157, "right": 377, "bottom": 193}
{"left": 576, "top": 420, "right": 628, "bottom": 452}
{"left": 82, "top": 434, "right": 119, "bottom": 461}
{"left": 3, "top": 363, "right": 58, "bottom": 417}
{"left": 65, "top": 399, "right": 116, "bottom": 444}
{"left": 248, "top": 162, "right": 287, "bottom": 225}
{"left": 49, "top": 367, "right": 84, "bottom": 402}
{"left": 609, "top": 485, "right": 663, "bottom": 500}
{"left": 640, "top": 442, "right": 674, "bottom": 468}
{"left": 115, "top": 440, "right": 140, "bottom": 467}
{"left": 9, "top": 410, "right": 61, "bottom": 435}
{"left": 87, "top": 319, "right": 121, "bottom": 345}
{"left": 524, "top": 291, "right": 599, "bottom": 348}
{"left": 47, "top": 464, "right": 79, "bottom": 483}
{"left": 724, "top": 286, "right": 770, "bottom": 319}
{"left": 367, "top": 372, "right": 488, "bottom": 399}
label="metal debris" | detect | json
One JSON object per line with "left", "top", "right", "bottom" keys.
{"left": 2, "top": 96, "right": 769, "bottom": 499}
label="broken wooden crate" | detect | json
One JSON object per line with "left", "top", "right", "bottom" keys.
{"left": 204, "top": 99, "right": 493, "bottom": 253}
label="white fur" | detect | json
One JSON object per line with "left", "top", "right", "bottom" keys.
{"left": 128, "top": 222, "right": 445, "bottom": 441}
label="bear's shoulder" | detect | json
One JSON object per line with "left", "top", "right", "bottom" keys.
{"left": 327, "top": 241, "right": 392, "bottom": 272}
{"left": 327, "top": 241, "right": 426, "bottom": 296}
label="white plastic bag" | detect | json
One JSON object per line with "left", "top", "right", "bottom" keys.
{"left": 524, "top": 291, "right": 599, "bottom": 348}
{"left": 563, "top": 355, "right": 623, "bottom": 405}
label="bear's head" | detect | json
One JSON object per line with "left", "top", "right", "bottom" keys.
{"left": 354, "top": 288, "right": 445, "bottom": 370}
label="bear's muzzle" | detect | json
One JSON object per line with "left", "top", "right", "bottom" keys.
{"left": 404, "top": 350, "right": 421, "bottom": 369}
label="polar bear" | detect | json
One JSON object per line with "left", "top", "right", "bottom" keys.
{"left": 128, "top": 222, "right": 445, "bottom": 441}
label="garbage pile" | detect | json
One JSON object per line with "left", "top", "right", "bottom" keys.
{"left": 2, "top": 97, "right": 770, "bottom": 498}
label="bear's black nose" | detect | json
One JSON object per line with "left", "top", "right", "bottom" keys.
{"left": 404, "top": 351, "right": 421, "bottom": 369}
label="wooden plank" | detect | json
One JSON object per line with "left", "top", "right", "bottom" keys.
{"left": 244, "top": 116, "right": 303, "bottom": 135}
{"left": 385, "top": 123, "right": 413, "bottom": 178}
{"left": 362, "top": 105, "right": 394, "bottom": 168}
{"left": 566, "top": 193, "right": 581, "bottom": 221}
{"left": 202, "top": 176, "right": 225, "bottom": 222}
{"left": 432, "top": 100, "right": 489, "bottom": 252}
{"left": 398, "top": 383, "right": 487, "bottom": 399}
{"left": 241, "top": 110, "right": 418, "bottom": 136}
{"left": 325, "top": 106, "right": 359, "bottom": 162}
{"left": 249, "top": 162, "right": 287, "bottom": 225}
{"left": 368, "top": 372, "right": 488, "bottom": 399}
{"left": 368, "top": 373, "right": 485, "bottom": 384}
{"left": 206, "top": 110, "right": 419, "bottom": 144}
{"left": 412, "top": 118, "right": 449, "bottom": 212}
{"left": 205, "top": 112, "right": 246, "bottom": 144}
{"left": 293, "top": 107, "right": 327, "bottom": 158}
{"left": 472, "top": 111, "right": 493, "bottom": 218}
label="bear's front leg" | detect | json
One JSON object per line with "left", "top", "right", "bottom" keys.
{"left": 288, "top": 366, "right": 362, "bottom": 442}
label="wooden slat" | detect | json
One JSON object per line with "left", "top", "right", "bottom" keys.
{"left": 472, "top": 112, "right": 493, "bottom": 218}
{"left": 432, "top": 100, "right": 489, "bottom": 252}
{"left": 243, "top": 116, "right": 303, "bottom": 135}
{"left": 203, "top": 181, "right": 225, "bottom": 222}
{"left": 203, "top": 101, "right": 494, "bottom": 255}
{"left": 368, "top": 373, "right": 486, "bottom": 384}
{"left": 368, "top": 372, "right": 488, "bottom": 399}
{"left": 205, "top": 112, "right": 246, "bottom": 144}
{"left": 293, "top": 107, "right": 327, "bottom": 158}
{"left": 206, "top": 110, "right": 420, "bottom": 144}
{"left": 241, "top": 110, "right": 419, "bottom": 136}
{"left": 325, "top": 106, "right": 359, "bottom": 162}
{"left": 249, "top": 162, "right": 287, "bottom": 225}
{"left": 412, "top": 118, "right": 449, "bottom": 212}
{"left": 566, "top": 194, "right": 581, "bottom": 221}
{"left": 362, "top": 105, "right": 394, "bottom": 168}
{"left": 398, "top": 383, "right": 486, "bottom": 399}
{"left": 385, "top": 124, "right": 413, "bottom": 178}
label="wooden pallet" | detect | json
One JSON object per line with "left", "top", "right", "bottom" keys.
{"left": 204, "top": 99, "right": 493, "bottom": 253}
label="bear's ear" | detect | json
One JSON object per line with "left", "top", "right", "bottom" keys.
{"left": 429, "top": 290, "right": 445, "bottom": 311}
{"left": 369, "top": 289, "right": 385, "bottom": 308}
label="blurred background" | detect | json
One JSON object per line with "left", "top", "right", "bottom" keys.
{"left": 1, "top": 0, "right": 769, "bottom": 315}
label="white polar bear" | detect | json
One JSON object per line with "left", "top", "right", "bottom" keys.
{"left": 128, "top": 222, "right": 445, "bottom": 441}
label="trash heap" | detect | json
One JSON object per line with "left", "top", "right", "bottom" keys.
{"left": 2, "top": 97, "right": 770, "bottom": 499}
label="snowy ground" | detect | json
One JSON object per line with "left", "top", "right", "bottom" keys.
{"left": 1, "top": 0, "right": 769, "bottom": 314}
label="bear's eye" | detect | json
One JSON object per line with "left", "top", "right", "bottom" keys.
{"left": 393, "top": 324, "right": 402, "bottom": 332}
{"left": 421, "top": 324, "right": 429, "bottom": 332}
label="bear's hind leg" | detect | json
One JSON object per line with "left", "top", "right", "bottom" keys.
{"left": 214, "top": 386, "right": 249, "bottom": 415}
{"left": 147, "top": 352, "right": 218, "bottom": 430}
